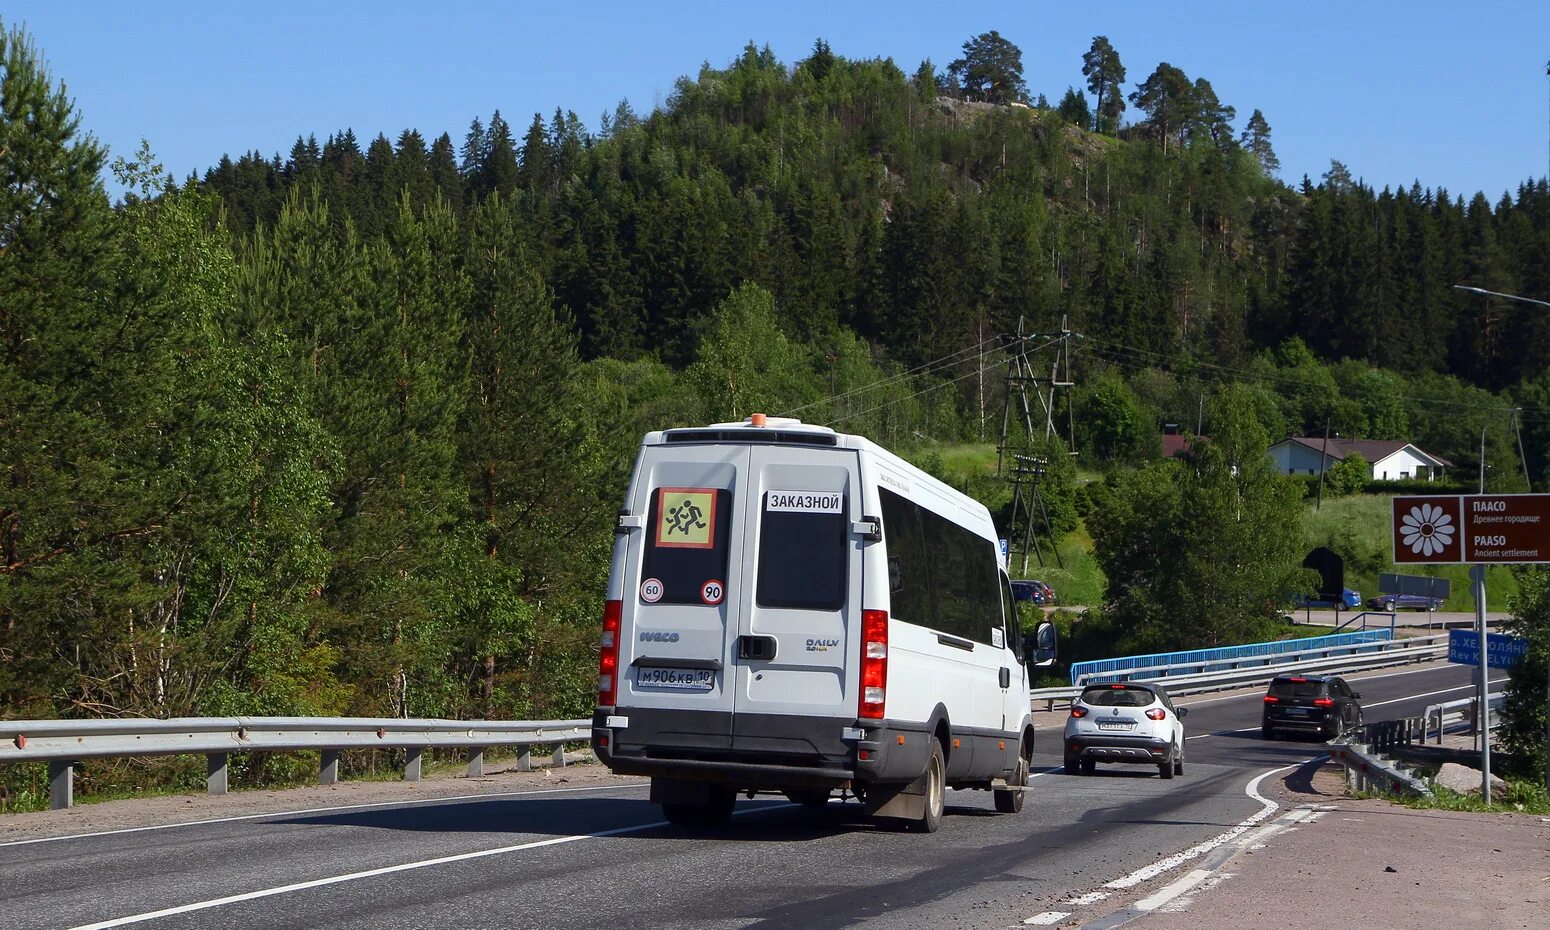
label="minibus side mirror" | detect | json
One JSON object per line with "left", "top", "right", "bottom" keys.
{"left": 1024, "top": 621, "right": 1057, "bottom": 667}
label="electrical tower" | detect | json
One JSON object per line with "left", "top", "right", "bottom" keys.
{"left": 996, "top": 316, "right": 1081, "bottom": 572}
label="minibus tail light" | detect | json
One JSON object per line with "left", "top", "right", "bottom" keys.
{"left": 598, "top": 599, "right": 622, "bottom": 705}
{"left": 859, "top": 609, "right": 888, "bottom": 719}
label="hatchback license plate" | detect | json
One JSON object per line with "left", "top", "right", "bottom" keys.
{"left": 636, "top": 667, "right": 715, "bottom": 691}
{"left": 1096, "top": 720, "right": 1135, "bottom": 731}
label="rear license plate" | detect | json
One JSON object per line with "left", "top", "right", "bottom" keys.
{"left": 1096, "top": 720, "right": 1135, "bottom": 731}
{"left": 635, "top": 667, "right": 715, "bottom": 691}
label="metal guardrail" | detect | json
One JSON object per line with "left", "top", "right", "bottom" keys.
{"left": 1327, "top": 694, "right": 1502, "bottom": 797}
{"left": 1068, "top": 629, "right": 1394, "bottom": 684}
{"left": 1032, "top": 634, "right": 1449, "bottom": 709}
{"left": 0, "top": 716, "right": 590, "bottom": 810}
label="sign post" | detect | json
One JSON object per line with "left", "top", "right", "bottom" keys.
{"left": 1393, "top": 493, "right": 1550, "bottom": 802}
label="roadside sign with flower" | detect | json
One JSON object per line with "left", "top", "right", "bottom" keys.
{"left": 1392, "top": 494, "right": 1550, "bottom": 564}
{"left": 1392, "top": 496, "right": 1463, "bottom": 563}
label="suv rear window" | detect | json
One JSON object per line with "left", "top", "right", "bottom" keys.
{"left": 641, "top": 487, "right": 733, "bottom": 605}
{"left": 1081, "top": 686, "right": 1156, "bottom": 707}
{"left": 1269, "top": 678, "right": 1327, "bottom": 699}
{"left": 756, "top": 491, "right": 847, "bottom": 610}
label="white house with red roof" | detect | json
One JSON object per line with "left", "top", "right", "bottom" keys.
{"left": 1267, "top": 437, "right": 1453, "bottom": 481}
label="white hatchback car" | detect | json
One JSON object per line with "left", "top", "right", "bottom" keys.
{"left": 1063, "top": 682, "right": 1188, "bottom": 778}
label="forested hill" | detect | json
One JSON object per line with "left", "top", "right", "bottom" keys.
{"left": 5, "top": 24, "right": 1550, "bottom": 743}
{"left": 203, "top": 41, "right": 1550, "bottom": 390}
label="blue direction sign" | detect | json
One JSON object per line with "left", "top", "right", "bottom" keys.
{"left": 1448, "top": 629, "right": 1530, "bottom": 669}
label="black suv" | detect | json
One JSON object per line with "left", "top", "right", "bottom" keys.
{"left": 1261, "top": 674, "right": 1363, "bottom": 740}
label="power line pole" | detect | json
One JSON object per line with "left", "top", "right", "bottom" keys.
{"left": 996, "top": 317, "right": 1082, "bottom": 574}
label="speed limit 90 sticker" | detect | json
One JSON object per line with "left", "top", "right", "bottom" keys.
{"left": 700, "top": 579, "right": 725, "bottom": 605}
{"left": 640, "top": 578, "right": 664, "bottom": 603}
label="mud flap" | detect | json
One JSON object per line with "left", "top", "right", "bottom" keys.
{"left": 863, "top": 769, "right": 928, "bottom": 820}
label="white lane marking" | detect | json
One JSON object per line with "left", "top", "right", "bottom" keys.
{"left": 0, "top": 781, "right": 650, "bottom": 850}
{"left": 1135, "top": 868, "right": 1214, "bottom": 911}
{"left": 1186, "top": 726, "right": 1259, "bottom": 740}
{"left": 1023, "top": 912, "right": 1071, "bottom": 925}
{"left": 1363, "top": 678, "right": 1506, "bottom": 708}
{"left": 67, "top": 802, "right": 794, "bottom": 929}
{"left": 1101, "top": 762, "right": 1295, "bottom": 890}
{"left": 1065, "top": 891, "right": 1110, "bottom": 906}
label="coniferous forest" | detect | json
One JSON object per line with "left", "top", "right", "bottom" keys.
{"left": 4, "top": 22, "right": 1550, "bottom": 775}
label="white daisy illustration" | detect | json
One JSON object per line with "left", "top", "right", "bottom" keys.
{"left": 1401, "top": 504, "right": 1454, "bottom": 556}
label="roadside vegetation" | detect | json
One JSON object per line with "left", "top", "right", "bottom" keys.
{"left": 4, "top": 18, "right": 1548, "bottom": 803}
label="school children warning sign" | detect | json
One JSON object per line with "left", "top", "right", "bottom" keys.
{"left": 1392, "top": 494, "right": 1550, "bottom": 565}
{"left": 655, "top": 487, "right": 717, "bottom": 549}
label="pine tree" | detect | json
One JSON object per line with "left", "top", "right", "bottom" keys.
{"left": 518, "top": 112, "right": 553, "bottom": 193}
{"left": 1081, "top": 36, "right": 1126, "bottom": 133}
{"left": 802, "top": 38, "right": 836, "bottom": 83}
{"left": 1130, "top": 63, "right": 1194, "bottom": 152}
{"left": 947, "top": 30, "right": 1027, "bottom": 105}
{"left": 485, "top": 110, "right": 520, "bottom": 196}
{"left": 1, "top": 22, "right": 118, "bottom": 711}
{"left": 427, "top": 132, "right": 462, "bottom": 205}
{"left": 1056, "top": 87, "right": 1091, "bottom": 127}
{"left": 391, "top": 128, "right": 435, "bottom": 213}
{"left": 1239, "top": 109, "right": 1279, "bottom": 175}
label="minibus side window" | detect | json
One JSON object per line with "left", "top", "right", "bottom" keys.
{"left": 879, "top": 489, "right": 931, "bottom": 625}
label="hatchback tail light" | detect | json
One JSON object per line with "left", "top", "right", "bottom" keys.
{"left": 1145, "top": 708, "right": 1167, "bottom": 720}
{"left": 1069, "top": 706, "right": 1089, "bottom": 718}
{"left": 597, "top": 599, "right": 622, "bottom": 705}
{"left": 859, "top": 609, "right": 888, "bottom": 719}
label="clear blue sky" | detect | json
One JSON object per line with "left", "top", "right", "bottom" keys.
{"left": 6, "top": 1, "right": 1548, "bottom": 199}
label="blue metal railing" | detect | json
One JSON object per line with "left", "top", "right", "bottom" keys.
{"left": 1069, "top": 629, "right": 1396, "bottom": 685}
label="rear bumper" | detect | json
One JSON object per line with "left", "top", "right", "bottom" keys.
{"left": 1263, "top": 712, "right": 1335, "bottom": 732}
{"left": 1064, "top": 733, "right": 1171, "bottom": 763}
{"left": 592, "top": 707, "right": 931, "bottom": 789}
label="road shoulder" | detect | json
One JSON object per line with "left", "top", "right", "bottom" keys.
{"left": 1129, "top": 760, "right": 1550, "bottom": 930}
{"left": 0, "top": 757, "right": 643, "bottom": 844}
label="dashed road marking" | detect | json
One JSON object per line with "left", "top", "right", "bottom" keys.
{"left": 1023, "top": 912, "right": 1071, "bottom": 925}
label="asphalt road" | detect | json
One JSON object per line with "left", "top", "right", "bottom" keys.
{"left": 1, "top": 662, "right": 1501, "bottom": 930}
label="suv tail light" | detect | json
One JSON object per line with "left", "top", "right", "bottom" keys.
{"left": 1263, "top": 695, "right": 1279, "bottom": 704}
{"left": 597, "top": 599, "right": 622, "bottom": 705}
{"left": 1070, "top": 706, "right": 1089, "bottom": 718}
{"left": 859, "top": 609, "right": 888, "bottom": 719}
{"left": 1145, "top": 708, "right": 1167, "bottom": 720}
{"left": 1312, "top": 697, "right": 1334, "bottom": 707}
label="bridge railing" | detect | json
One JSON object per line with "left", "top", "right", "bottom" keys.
{"left": 0, "top": 716, "right": 590, "bottom": 810}
{"left": 1032, "top": 633, "right": 1449, "bottom": 709}
{"left": 1068, "top": 629, "right": 1395, "bottom": 685}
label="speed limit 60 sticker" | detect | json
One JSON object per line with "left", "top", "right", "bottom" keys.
{"left": 640, "top": 578, "right": 664, "bottom": 603}
{"left": 700, "top": 579, "right": 725, "bottom": 605}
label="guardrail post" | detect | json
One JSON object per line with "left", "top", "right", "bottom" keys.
{"left": 319, "top": 750, "right": 340, "bottom": 785}
{"left": 552, "top": 742, "right": 567, "bottom": 768}
{"left": 467, "top": 747, "right": 485, "bottom": 778}
{"left": 516, "top": 744, "right": 532, "bottom": 772}
{"left": 207, "top": 753, "right": 229, "bottom": 795}
{"left": 48, "top": 760, "right": 74, "bottom": 810}
{"left": 404, "top": 747, "right": 423, "bottom": 782}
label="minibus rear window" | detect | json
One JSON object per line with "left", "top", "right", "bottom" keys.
{"left": 641, "top": 487, "right": 733, "bottom": 605}
{"left": 756, "top": 492, "right": 847, "bottom": 610}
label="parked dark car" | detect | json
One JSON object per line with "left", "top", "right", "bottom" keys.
{"left": 1366, "top": 593, "right": 1444, "bottom": 611}
{"left": 1262, "top": 674, "right": 1363, "bottom": 740}
{"left": 1011, "top": 580, "right": 1056, "bottom": 606}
